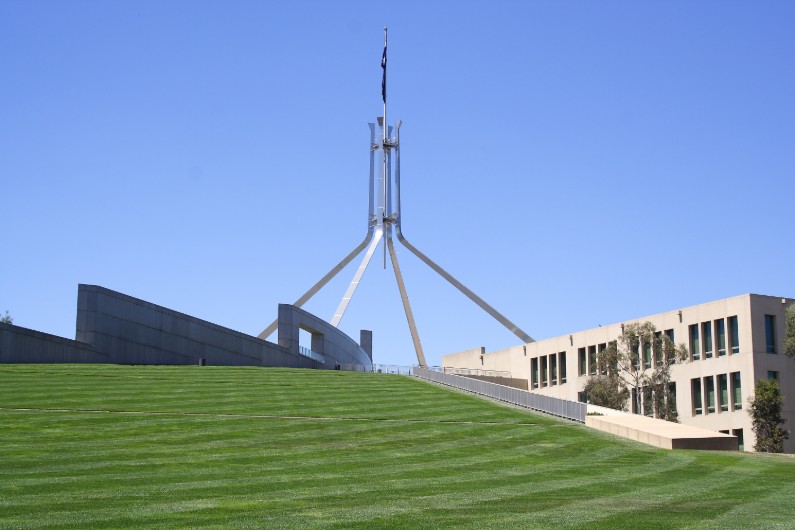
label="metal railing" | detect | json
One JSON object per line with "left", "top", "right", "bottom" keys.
{"left": 372, "top": 364, "right": 413, "bottom": 375}
{"left": 412, "top": 366, "right": 586, "bottom": 423}
{"left": 299, "top": 346, "right": 325, "bottom": 364}
{"left": 443, "top": 366, "right": 512, "bottom": 378}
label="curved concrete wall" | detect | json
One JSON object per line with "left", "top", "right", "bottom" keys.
{"left": 277, "top": 304, "right": 373, "bottom": 371}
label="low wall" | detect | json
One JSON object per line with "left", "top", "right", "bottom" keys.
{"left": 0, "top": 322, "right": 105, "bottom": 364}
{"left": 413, "top": 366, "right": 586, "bottom": 423}
{"left": 75, "top": 285, "right": 317, "bottom": 368}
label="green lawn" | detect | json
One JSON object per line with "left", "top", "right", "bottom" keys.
{"left": 1, "top": 365, "right": 793, "bottom": 528}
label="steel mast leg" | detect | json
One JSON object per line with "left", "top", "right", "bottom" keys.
{"left": 258, "top": 228, "right": 374, "bottom": 339}
{"left": 330, "top": 226, "right": 383, "bottom": 327}
{"left": 386, "top": 228, "right": 427, "bottom": 367}
{"left": 395, "top": 229, "right": 535, "bottom": 344}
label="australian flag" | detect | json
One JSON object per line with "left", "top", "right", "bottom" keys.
{"left": 381, "top": 43, "right": 387, "bottom": 103}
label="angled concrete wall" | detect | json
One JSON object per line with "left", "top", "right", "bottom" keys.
{"left": 0, "top": 322, "right": 105, "bottom": 364}
{"left": 76, "top": 285, "right": 318, "bottom": 367}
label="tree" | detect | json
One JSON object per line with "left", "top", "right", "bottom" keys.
{"left": 649, "top": 333, "right": 688, "bottom": 422}
{"left": 599, "top": 322, "right": 687, "bottom": 419}
{"left": 785, "top": 303, "right": 795, "bottom": 357}
{"left": 748, "top": 379, "right": 789, "bottom": 453}
{"left": 0, "top": 310, "right": 12, "bottom": 324}
{"left": 582, "top": 375, "right": 629, "bottom": 411}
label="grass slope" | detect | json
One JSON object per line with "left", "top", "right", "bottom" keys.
{"left": 1, "top": 365, "right": 793, "bottom": 529}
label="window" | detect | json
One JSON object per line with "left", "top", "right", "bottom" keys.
{"left": 643, "top": 386, "right": 654, "bottom": 417}
{"left": 598, "top": 343, "right": 607, "bottom": 375}
{"left": 768, "top": 371, "right": 779, "bottom": 381}
{"left": 588, "top": 345, "right": 597, "bottom": 376}
{"left": 559, "top": 352, "right": 567, "bottom": 384}
{"left": 668, "top": 382, "right": 677, "bottom": 414}
{"left": 733, "top": 428, "right": 744, "bottom": 451}
{"left": 692, "top": 378, "right": 703, "bottom": 415}
{"left": 665, "top": 329, "right": 675, "bottom": 343}
{"left": 718, "top": 373, "right": 728, "bottom": 412}
{"left": 702, "top": 321, "right": 713, "bottom": 358}
{"left": 643, "top": 340, "right": 652, "bottom": 369}
{"left": 541, "top": 355, "right": 548, "bottom": 387}
{"left": 765, "top": 315, "right": 776, "bottom": 353}
{"left": 550, "top": 354, "right": 558, "bottom": 386}
{"left": 731, "top": 372, "right": 742, "bottom": 410}
{"left": 728, "top": 316, "right": 739, "bottom": 354}
{"left": 653, "top": 331, "right": 663, "bottom": 366}
{"left": 689, "top": 324, "right": 700, "bottom": 360}
{"left": 531, "top": 358, "right": 539, "bottom": 389}
{"left": 716, "top": 319, "right": 726, "bottom": 356}
{"left": 578, "top": 347, "right": 586, "bottom": 376}
{"left": 608, "top": 341, "right": 617, "bottom": 375}
{"left": 705, "top": 376, "right": 715, "bottom": 413}
{"left": 578, "top": 391, "right": 588, "bottom": 404}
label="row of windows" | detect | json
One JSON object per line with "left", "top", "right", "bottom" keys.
{"left": 691, "top": 372, "right": 741, "bottom": 416}
{"left": 575, "top": 329, "right": 677, "bottom": 376}
{"left": 631, "top": 383, "right": 676, "bottom": 417}
{"left": 688, "top": 316, "right": 739, "bottom": 360}
{"left": 577, "top": 343, "right": 611, "bottom": 376}
{"left": 531, "top": 352, "right": 567, "bottom": 388}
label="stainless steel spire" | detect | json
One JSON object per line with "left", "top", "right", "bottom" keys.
{"left": 258, "top": 31, "right": 534, "bottom": 365}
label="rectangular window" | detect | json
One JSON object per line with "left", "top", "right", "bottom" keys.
{"left": 768, "top": 370, "right": 779, "bottom": 381}
{"left": 578, "top": 391, "right": 588, "bottom": 404}
{"left": 716, "top": 319, "right": 726, "bottom": 356}
{"left": 550, "top": 354, "right": 558, "bottom": 386}
{"left": 559, "top": 352, "right": 567, "bottom": 384}
{"left": 728, "top": 316, "right": 739, "bottom": 354}
{"left": 643, "top": 339, "right": 652, "bottom": 369}
{"left": 733, "top": 428, "right": 744, "bottom": 451}
{"left": 643, "top": 386, "right": 654, "bottom": 417}
{"left": 578, "top": 347, "right": 586, "bottom": 376}
{"left": 668, "top": 382, "right": 677, "bottom": 415}
{"left": 531, "top": 358, "right": 539, "bottom": 389}
{"left": 731, "top": 371, "right": 742, "bottom": 410}
{"left": 608, "top": 341, "right": 617, "bottom": 375}
{"left": 598, "top": 343, "right": 607, "bottom": 375}
{"left": 588, "top": 345, "right": 597, "bottom": 376}
{"left": 705, "top": 376, "right": 715, "bottom": 413}
{"left": 689, "top": 324, "right": 700, "bottom": 360}
{"left": 653, "top": 331, "right": 663, "bottom": 366}
{"left": 665, "top": 329, "right": 675, "bottom": 343}
{"left": 765, "top": 315, "right": 776, "bottom": 353}
{"left": 702, "top": 321, "right": 713, "bottom": 358}
{"left": 718, "top": 373, "right": 729, "bottom": 412}
{"left": 541, "top": 355, "right": 548, "bottom": 387}
{"left": 692, "top": 378, "right": 703, "bottom": 415}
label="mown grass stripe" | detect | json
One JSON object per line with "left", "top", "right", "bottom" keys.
{"left": 1, "top": 364, "right": 794, "bottom": 528}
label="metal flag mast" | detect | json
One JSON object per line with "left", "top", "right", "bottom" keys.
{"left": 258, "top": 29, "right": 534, "bottom": 366}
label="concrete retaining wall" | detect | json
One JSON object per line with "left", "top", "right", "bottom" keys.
{"left": 74, "top": 285, "right": 317, "bottom": 367}
{"left": 0, "top": 322, "right": 105, "bottom": 364}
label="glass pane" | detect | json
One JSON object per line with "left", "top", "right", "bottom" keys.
{"left": 717, "top": 319, "right": 726, "bottom": 356}
{"left": 729, "top": 316, "right": 739, "bottom": 354}
{"left": 703, "top": 322, "right": 713, "bottom": 358}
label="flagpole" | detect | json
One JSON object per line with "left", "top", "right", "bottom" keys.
{"left": 382, "top": 27, "right": 387, "bottom": 146}
{"left": 381, "top": 27, "right": 388, "bottom": 268}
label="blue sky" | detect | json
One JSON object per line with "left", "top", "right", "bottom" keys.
{"left": 2, "top": 1, "right": 793, "bottom": 367}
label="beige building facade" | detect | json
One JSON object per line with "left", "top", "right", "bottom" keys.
{"left": 443, "top": 294, "right": 794, "bottom": 452}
